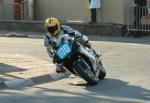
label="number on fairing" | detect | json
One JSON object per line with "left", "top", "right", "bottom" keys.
{"left": 57, "top": 44, "right": 71, "bottom": 59}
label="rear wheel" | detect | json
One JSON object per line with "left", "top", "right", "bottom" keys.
{"left": 74, "top": 58, "right": 98, "bottom": 85}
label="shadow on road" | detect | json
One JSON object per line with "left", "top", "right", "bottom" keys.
{"left": 0, "top": 63, "right": 26, "bottom": 81}
{"left": 86, "top": 78, "right": 150, "bottom": 102}
{"left": 67, "top": 78, "right": 150, "bottom": 102}
{"left": 0, "top": 78, "right": 149, "bottom": 103}
{"left": 33, "top": 78, "right": 149, "bottom": 102}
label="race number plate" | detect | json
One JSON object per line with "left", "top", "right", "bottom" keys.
{"left": 56, "top": 44, "right": 71, "bottom": 59}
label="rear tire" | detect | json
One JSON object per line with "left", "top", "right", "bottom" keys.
{"left": 74, "top": 58, "right": 98, "bottom": 85}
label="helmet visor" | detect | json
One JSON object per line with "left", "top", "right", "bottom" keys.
{"left": 47, "top": 25, "right": 58, "bottom": 35}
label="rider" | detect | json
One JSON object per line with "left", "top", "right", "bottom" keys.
{"left": 44, "top": 17, "right": 100, "bottom": 73}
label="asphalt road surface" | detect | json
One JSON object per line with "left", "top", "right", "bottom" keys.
{"left": 0, "top": 35, "right": 150, "bottom": 103}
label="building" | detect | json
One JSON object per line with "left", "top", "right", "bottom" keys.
{"left": 34, "top": 0, "right": 133, "bottom": 24}
{"left": 0, "top": 0, "right": 149, "bottom": 25}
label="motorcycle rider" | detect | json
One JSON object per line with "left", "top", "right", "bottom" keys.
{"left": 44, "top": 17, "right": 100, "bottom": 73}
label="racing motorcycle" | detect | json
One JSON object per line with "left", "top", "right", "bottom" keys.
{"left": 52, "top": 34, "right": 106, "bottom": 85}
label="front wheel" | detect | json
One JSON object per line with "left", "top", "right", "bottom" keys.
{"left": 73, "top": 58, "right": 98, "bottom": 85}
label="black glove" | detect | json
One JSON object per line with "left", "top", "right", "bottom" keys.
{"left": 53, "top": 58, "right": 57, "bottom": 64}
{"left": 53, "top": 54, "right": 58, "bottom": 64}
{"left": 68, "top": 32, "right": 75, "bottom": 36}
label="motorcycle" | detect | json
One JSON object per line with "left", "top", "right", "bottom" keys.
{"left": 52, "top": 34, "right": 106, "bottom": 85}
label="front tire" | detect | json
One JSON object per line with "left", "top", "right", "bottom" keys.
{"left": 73, "top": 58, "right": 98, "bottom": 85}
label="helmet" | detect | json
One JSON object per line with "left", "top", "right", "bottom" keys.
{"left": 45, "top": 17, "right": 61, "bottom": 36}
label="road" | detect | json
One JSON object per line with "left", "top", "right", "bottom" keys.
{"left": 0, "top": 36, "right": 150, "bottom": 103}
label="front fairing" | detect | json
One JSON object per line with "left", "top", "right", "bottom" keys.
{"left": 54, "top": 40, "right": 80, "bottom": 64}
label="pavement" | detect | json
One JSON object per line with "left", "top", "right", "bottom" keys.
{"left": 0, "top": 33, "right": 150, "bottom": 103}
{"left": 0, "top": 32, "right": 71, "bottom": 89}
{"left": 0, "top": 31, "right": 149, "bottom": 87}
{"left": 0, "top": 53, "right": 70, "bottom": 89}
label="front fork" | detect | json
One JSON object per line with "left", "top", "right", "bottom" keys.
{"left": 95, "top": 56, "right": 103, "bottom": 77}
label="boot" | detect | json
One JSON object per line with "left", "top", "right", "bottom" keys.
{"left": 56, "top": 64, "right": 66, "bottom": 73}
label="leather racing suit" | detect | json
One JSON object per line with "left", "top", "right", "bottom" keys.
{"left": 44, "top": 25, "right": 97, "bottom": 73}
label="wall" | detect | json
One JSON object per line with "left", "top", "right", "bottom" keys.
{"left": 0, "top": 20, "right": 123, "bottom": 36}
{"left": 35, "top": 0, "right": 103, "bottom": 22}
{"left": 0, "top": 0, "right": 13, "bottom": 20}
{"left": 35, "top": 0, "right": 87, "bottom": 21}
{"left": 35, "top": 0, "right": 127, "bottom": 24}
{"left": 102, "top": 0, "right": 124, "bottom": 24}
{"left": 123, "top": 0, "right": 134, "bottom": 25}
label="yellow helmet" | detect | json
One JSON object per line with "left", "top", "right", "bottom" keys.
{"left": 45, "top": 17, "right": 61, "bottom": 36}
